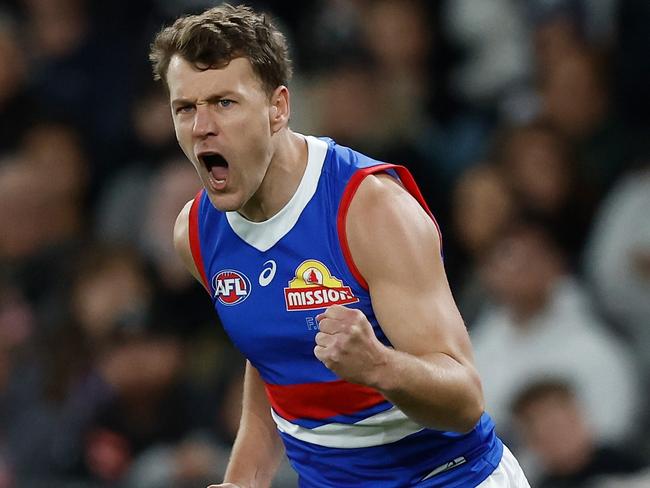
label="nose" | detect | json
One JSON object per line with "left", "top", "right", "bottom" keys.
{"left": 192, "top": 104, "right": 218, "bottom": 138}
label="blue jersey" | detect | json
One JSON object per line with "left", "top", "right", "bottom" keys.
{"left": 189, "top": 136, "right": 503, "bottom": 487}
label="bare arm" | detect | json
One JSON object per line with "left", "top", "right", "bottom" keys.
{"left": 174, "top": 199, "right": 204, "bottom": 286}
{"left": 174, "top": 203, "right": 284, "bottom": 487}
{"left": 213, "top": 361, "right": 285, "bottom": 488}
{"left": 315, "top": 174, "right": 484, "bottom": 433}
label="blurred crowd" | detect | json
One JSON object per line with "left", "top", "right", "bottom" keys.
{"left": 0, "top": 0, "right": 648, "bottom": 487}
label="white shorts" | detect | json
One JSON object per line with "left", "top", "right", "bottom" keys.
{"left": 477, "top": 445, "right": 531, "bottom": 488}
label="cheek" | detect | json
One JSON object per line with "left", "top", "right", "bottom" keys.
{"left": 173, "top": 114, "right": 197, "bottom": 139}
{"left": 174, "top": 123, "right": 187, "bottom": 145}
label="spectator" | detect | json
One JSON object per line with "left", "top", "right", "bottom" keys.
{"left": 447, "top": 163, "right": 516, "bottom": 322}
{"left": 94, "top": 83, "right": 181, "bottom": 247}
{"left": 0, "top": 119, "right": 88, "bottom": 329}
{"left": 512, "top": 378, "right": 647, "bottom": 488}
{"left": 495, "top": 119, "right": 595, "bottom": 264}
{"left": 442, "top": 0, "right": 532, "bottom": 110}
{"left": 471, "top": 222, "right": 641, "bottom": 444}
{"left": 360, "top": 0, "right": 436, "bottom": 142}
{"left": 525, "top": 0, "right": 589, "bottom": 75}
{"left": 540, "top": 48, "right": 639, "bottom": 197}
{"left": 583, "top": 164, "right": 650, "bottom": 366}
{"left": 35, "top": 245, "right": 215, "bottom": 485}
{"left": 583, "top": 162, "right": 650, "bottom": 454}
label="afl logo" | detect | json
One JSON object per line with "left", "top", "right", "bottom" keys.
{"left": 213, "top": 269, "right": 251, "bottom": 306}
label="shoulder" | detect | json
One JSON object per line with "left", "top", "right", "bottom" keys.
{"left": 346, "top": 172, "right": 441, "bottom": 285}
{"left": 350, "top": 172, "right": 427, "bottom": 213}
{"left": 174, "top": 199, "right": 192, "bottom": 256}
{"left": 174, "top": 198, "right": 204, "bottom": 287}
{"left": 348, "top": 172, "right": 440, "bottom": 247}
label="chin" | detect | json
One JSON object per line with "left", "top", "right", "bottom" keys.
{"left": 206, "top": 192, "right": 242, "bottom": 213}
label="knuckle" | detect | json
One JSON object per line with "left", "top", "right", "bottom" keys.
{"left": 349, "top": 323, "right": 361, "bottom": 337}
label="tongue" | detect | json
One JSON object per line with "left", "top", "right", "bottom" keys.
{"left": 210, "top": 165, "right": 228, "bottom": 181}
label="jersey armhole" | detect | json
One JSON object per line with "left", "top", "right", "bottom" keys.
{"left": 188, "top": 189, "right": 211, "bottom": 294}
{"left": 336, "top": 164, "right": 442, "bottom": 290}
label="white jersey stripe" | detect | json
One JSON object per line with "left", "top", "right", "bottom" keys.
{"left": 226, "top": 135, "right": 328, "bottom": 251}
{"left": 271, "top": 405, "right": 425, "bottom": 448}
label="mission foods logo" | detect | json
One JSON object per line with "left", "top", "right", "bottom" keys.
{"left": 284, "top": 260, "right": 359, "bottom": 311}
{"left": 213, "top": 269, "right": 251, "bottom": 306}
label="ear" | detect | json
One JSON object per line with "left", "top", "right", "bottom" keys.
{"left": 269, "top": 85, "right": 290, "bottom": 133}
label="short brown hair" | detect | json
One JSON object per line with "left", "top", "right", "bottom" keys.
{"left": 149, "top": 4, "right": 292, "bottom": 95}
{"left": 511, "top": 377, "right": 575, "bottom": 416}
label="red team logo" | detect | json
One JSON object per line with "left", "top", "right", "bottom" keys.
{"left": 213, "top": 269, "right": 251, "bottom": 306}
{"left": 284, "top": 260, "right": 359, "bottom": 311}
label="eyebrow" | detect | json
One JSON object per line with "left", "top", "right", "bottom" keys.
{"left": 171, "top": 98, "right": 194, "bottom": 108}
{"left": 171, "top": 91, "right": 239, "bottom": 108}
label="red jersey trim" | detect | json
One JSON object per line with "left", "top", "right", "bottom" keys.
{"left": 188, "top": 190, "right": 210, "bottom": 293}
{"left": 336, "top": 164, "right": 442, "bottom": 290}
{"left": 265, "top": 380, "right": 386, "bottom": 421}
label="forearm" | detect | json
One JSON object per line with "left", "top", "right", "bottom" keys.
{"left": 224, "top": 411, "right": 284, "bottom": 487}
{"left": 371, "top": 348, "right": 484, "bottom": 433}
{"left": 223, "top": 363, "right": 285, "bottom": 487}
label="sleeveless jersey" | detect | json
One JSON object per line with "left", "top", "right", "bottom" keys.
{"left": 189, "top": 136, "right": 503, "bottom": 487}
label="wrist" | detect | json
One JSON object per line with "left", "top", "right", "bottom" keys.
{"left": 221, "top": 478, "right": 250, "bottom": 488}
{"left": 366, "top": 345, "right": 398, "bottom": 392}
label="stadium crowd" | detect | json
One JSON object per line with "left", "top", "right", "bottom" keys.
{"left": 0, "top": 0, "right": 648, "bottom": 487}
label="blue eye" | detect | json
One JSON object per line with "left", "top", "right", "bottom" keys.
{"left": 218, "top": 99, "right": 233, "bottom": 108}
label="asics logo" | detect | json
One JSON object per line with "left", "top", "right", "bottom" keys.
{"left": 259, "top": 260, "right": 277, "bottom": 287}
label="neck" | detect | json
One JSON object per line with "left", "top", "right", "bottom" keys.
{"left": 239, "top": 130, "right": 308, "bottom": 222}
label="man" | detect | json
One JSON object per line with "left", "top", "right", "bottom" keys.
{"left": 511, "top": 379, "right": 647, "bottom": 488}
{"left": 472, "top": 222, "right": 640, "bottom": 443}
{"left": 149, "top": 4, "right": 529, "bottom": 487}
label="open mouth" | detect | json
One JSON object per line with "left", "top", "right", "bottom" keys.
{"left": 199, "top": 152, "right": 229, "bottom": 186}
{"left": 200, "top": 152, "right": 228, "bottom": 171}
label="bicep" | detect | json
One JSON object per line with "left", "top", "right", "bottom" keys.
{"left": 347, "top": 175, "right": 474, "bottom": 363}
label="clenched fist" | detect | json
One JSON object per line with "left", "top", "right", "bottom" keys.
{"left": 314, "top": 305, "right": 390, "bottom": 386}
